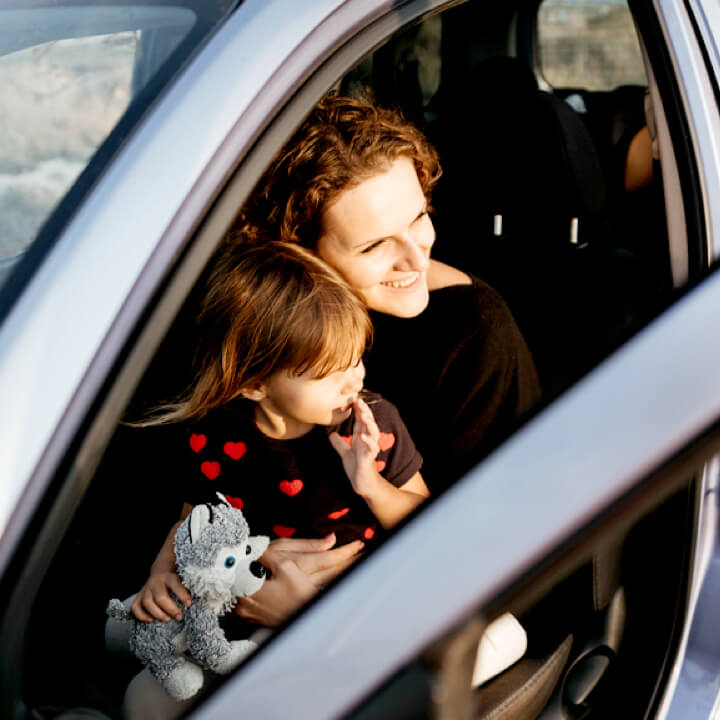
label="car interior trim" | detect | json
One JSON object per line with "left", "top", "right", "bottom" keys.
{"left": 655, "top": 456, "right": 720, "bottom": 718}
{"left": 656, "top": 0, "right": 720, "bottom": 264}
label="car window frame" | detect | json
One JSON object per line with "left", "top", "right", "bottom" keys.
{"left": 2, "top": 0, "right": 720, "bottom": 716}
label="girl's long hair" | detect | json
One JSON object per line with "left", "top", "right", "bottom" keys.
{"left": 137, "top": 241, "right": 372, "bottom": 425}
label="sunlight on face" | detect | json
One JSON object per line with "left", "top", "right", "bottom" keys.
{"left": 254, "top": 361, "right": 366, "bottom": 439}
{"left": 317, "top": 156, "right": 435, "bottom": 318}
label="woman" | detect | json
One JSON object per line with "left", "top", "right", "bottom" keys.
{"left": 227, "top": 94, "right": 540, "bottom": 625}
{"left": 233, "top": 95, "right": 539, "bottom": 485}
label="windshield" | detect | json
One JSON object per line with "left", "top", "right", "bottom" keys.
{"left": 0, "top": 0, "right": 236, "bottom": 310}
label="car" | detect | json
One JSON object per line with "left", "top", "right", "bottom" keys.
{"left": 2, "top": 0, "right": 720, "bottom": 717}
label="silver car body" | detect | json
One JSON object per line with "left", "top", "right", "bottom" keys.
{"left": 2, "top": 0, "right": 720, "bottom": 718}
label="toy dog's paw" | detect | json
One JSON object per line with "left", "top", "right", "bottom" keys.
{"left": 165, "top": 659, "right": 204, "bottom": 701}
{"left": 214, "top": 639, "right": 257, "bottom": 674}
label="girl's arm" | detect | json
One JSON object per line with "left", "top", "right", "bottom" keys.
{"left": 354, "top": 469, "right": 429, "bottom": 529}
{"left": 329, "top": 398, "right": 429, "bottom": 529}
{"left": 130, "top": 502, "right": 194, "bottom": 622}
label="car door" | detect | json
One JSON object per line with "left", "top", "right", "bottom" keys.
{"left": 188, "top": 2, "right": 720, "bottom": 717}
{"left": 2, "top": 0, "right": 720, "bottom": 718}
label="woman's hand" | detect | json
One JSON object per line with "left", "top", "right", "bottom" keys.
{"left": 233, "top": 534, "right": 364, "bottom": 627}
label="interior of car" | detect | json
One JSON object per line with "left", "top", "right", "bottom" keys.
{"left": 8, "top": 0, "right": 706, "bottom": 718}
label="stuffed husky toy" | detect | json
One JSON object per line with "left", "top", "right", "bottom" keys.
{"left": 107, "top": 496, "right": 269, "bottom": 701}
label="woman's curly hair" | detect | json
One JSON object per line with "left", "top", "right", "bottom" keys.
{"left": 230, "top": 94, "right": 441, "bottom": 248}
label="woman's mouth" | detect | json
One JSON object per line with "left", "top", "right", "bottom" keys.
{"left": 380, "top": 272, "right": 421, "bottom": 289}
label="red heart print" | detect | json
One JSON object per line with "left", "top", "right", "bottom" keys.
{"left": 340, "top": 435, "right": 352, "bottom": 448}
{"left": 200, "top": 461, "right": 221, "bottom": 480}
{"left": 273, "top": 524, "right": 296, "bottom": 538}
{"left": 378, "top": 432, "right": 395, "bottom": 451}
{"left": 279, "top": 479, "right": 304, "bottom": 497}
{"left": 363, "top": 525, "right": 376, "bottom": 540}
{"left": 328, "top": 508, "right": 349, "bottom": 520}
{"left": 225, "top": 495, "right": 244, "bottom": 509}
{"left": 375, "top": 460, "right": 386, "bottom": 472}
{"left": 223, "top": 441, "right": 247, "bottom": 460}
{"left": 189, "top": 433, "right": 207, "bottom": 453}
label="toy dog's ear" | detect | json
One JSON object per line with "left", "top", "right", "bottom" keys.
{"left": 188, "top": 504, "right": 212, "bottom": 544}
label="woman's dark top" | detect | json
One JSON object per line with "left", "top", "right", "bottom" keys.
{"left": 365, "top": 275, "right": 540, "bottom": 491}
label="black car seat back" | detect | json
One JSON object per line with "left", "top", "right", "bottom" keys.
{"left": 429, "top": 56, "right": 646, "bottom": 390}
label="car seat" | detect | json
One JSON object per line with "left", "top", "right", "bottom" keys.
{"left": 428, "top": 56, "right": 652, "bottom": 395}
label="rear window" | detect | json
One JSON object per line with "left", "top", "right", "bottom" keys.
{"left": 538, "top": 0, "right": 646, "bottom": 90}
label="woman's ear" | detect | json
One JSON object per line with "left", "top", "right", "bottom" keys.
{"left": 239, "top": 384, "right": 267, "bottom": 402}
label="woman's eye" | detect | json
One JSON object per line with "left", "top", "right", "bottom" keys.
{"left": 246, "top": 544, "right": 252, "bottom": 555}
{"left": 225, "top": 556, "right": 236, "bottom": 568}
{"left": 361, "top": 239, "right": 386, "bottom": 254}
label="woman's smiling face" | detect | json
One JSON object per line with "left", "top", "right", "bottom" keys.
{"left": 316, "top": 156, "right": 435, "bottom": 318}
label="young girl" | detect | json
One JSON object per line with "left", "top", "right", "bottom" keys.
{"left": 132, "top": 240, "right": 429, "bottom": 624}
{"left": 122, "top": 242, "right": 524, "bottom": 720}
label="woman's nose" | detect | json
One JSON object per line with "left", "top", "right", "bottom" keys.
{"left": 395, "top": 231, "right": 432, "bottom": 272}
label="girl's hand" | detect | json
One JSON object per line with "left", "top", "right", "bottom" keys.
{"left": 332, "top": 400, "right": 430, "bottom": 529}
{"left": 329, "top": 398, "right": 382, "bottom": 498}
{"left": 233, "top": 534, "right": 364, "bottom": 626}
{"left": 130, "top": 517, "right": 192, "bottom": 623}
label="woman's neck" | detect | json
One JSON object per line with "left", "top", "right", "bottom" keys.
{"left": 427, "top": 258, "right": 471, "bottom": 290}
{"left": 253, "top": 402, "right": 314, "bottom": 440}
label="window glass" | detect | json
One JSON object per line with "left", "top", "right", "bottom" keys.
{"left": 0, "top": 2, "right": 234, "bottom": 307}
{"left": 538, "top": 0, "right": 646, "bottom": 90}
{"left": 0, "top": 31, "right": 141, "bottom": 266}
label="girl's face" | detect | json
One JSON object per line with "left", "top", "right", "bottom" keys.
{"left": 316, "top": 156, "right": 435, "bottom": 318}
{"left": 252, "top": 360, "right": 366, "bottom": 439}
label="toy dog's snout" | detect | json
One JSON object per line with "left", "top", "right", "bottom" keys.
{"left": 250, "top": 561, "right": 266, "bottom": 579}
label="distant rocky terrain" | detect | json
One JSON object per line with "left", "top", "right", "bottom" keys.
{"left": 539, "top": 2, "right": 646, "bottom": 90}
{"left": 0, "top": 32, "right": 134, "bottom": 259}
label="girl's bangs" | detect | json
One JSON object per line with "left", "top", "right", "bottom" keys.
{"left": 290, "top": 302, "right": 371, "bottom": 379}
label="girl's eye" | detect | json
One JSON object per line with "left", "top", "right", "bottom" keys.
{"left": 246, "top": 544, "right": 252, "bottom": 555}
{"left": 413, "top": 210, "right": 429, "bottom": 224}
{"left": 225, "top": 556, "right": 236, "bottom": 568}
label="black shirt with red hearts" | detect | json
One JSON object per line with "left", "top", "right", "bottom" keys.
{"left": 180, "top": 393, "right": 422, "bottom": 547}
